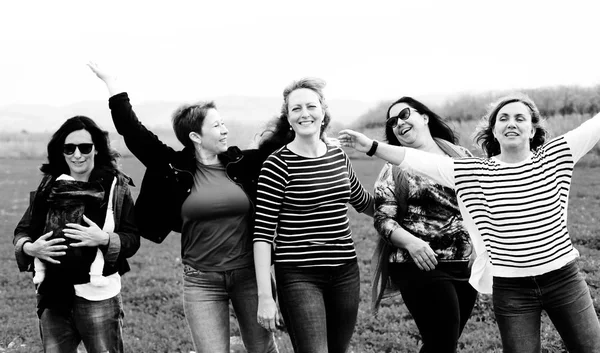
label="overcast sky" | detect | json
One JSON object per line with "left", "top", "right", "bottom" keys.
{"left": 1, "top": 0, "right": 599, "bottom": 107}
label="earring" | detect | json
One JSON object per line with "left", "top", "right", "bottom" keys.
{"left": 289, "top": 126, "right": 292, "bottom": 131}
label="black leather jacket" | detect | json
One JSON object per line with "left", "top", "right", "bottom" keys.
{"left": 108, "top": 92, "right": 269, "bottom": 243}
{"left": 13, "top": 171, "right": 140, "bottom": 275}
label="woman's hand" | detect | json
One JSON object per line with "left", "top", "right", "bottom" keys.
{"left": 257, "top": 294, "right": 282, "bottom": 332}
{"left": 87, "top": 61, "right": 115, "bottom": 83}
{"left": 63, "top": 215, "right": 109, "bottom": 247}
{"left": 338, "top": 129, "right": 374, "bottom": 153}
{"left": 23, "top": 231, "right": 67, "bottom": 264}
{"left": 405, "top": 237, "right": 438, "bottom": 271}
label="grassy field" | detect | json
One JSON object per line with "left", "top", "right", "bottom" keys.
{"left": 1, "top": 154, "right": 599, "bottom": 353}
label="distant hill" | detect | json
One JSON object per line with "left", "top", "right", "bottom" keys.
{"left": 0, "top": 96, "right": 376, "bottom": 134}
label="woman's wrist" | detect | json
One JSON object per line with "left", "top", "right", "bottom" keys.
{"left": 366, "top": 140, "right": 379, "bottom": 156}
{"left": 22, "top": 241, "right": 34, "bottom": 256}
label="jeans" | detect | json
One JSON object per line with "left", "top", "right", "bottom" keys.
{"left": 389, "top": 262, "right": 478, "bottom": 353}
{"left": 182, "top": 264, "right": 277, "bottom": 353}
{"left": 493, "top": 261, "right": 600, "bottom": 353}
{"left": 275, "top": 260, "right": 360, "bottom": 353}
{"left": 38, "top": 294, "right": 124, "bottom": 353}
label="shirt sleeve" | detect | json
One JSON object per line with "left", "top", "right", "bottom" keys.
{"left": 373, "top": 163, "right": 402, "bottom": 244}
{"left": 344, "top": 152, "right": 373, "bottom": 213}
{"left": 253, "top": 153, "right": 288, "bottom": 244}
{"left": 400, "top": 148, "right": 456, "bottom": 189}
{"left": 563, "top": 113, "right": 600, "bottom": 163}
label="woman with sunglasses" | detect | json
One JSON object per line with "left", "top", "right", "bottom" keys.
{"left": 88, "top": 63, "right": 278, "bottom": 353}
{"left": 370, "top": 97, "right": 476, "bottom": 353}
{"left": 13, "top": 116, "right": 140, "bottom": 353}
{"left": 339, "top": 94, "right": 600, "bottom": 352}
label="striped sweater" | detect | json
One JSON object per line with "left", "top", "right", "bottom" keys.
{"left": 399, "top": 114, "right": 600, "bottom": 293}
{"left": 253, "top": 145, "right": 372, "bottom": 267}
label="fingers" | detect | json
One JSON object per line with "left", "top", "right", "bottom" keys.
{"left": 64, "top": 222, "right": 86, "bottom": 231}
{"left": 275, "top": 311, "right": 285, "bottom": 329}
{"left": 412, "top": 251, "right": 438, "bottom": 271}
{"left": 41, "top": 256, "right": 61, "bottom": 265}
{"left": 82, "top": 215, "right": 96, "bottom": 226}
{"left": 38, "top": 231, "right": 54, "bottom": 240}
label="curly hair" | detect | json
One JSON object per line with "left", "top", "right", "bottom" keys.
{"left": 475, "top": 94, "right": 548, "bottom": 157}
{"left": 258, "top": 77, "right": 331, "bottom": 155}
{"left": 41, "top": 116, "right": 120, "bottom": 176}
{"left": 384, "top": 96, "right": 458, "bottom": 146}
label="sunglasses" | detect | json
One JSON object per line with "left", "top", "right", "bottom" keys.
{"left": 63, "top": 143, "right": 94, "bottom": 155}
{"left": 386, "top": 107, "right": 412, "bottom": 128}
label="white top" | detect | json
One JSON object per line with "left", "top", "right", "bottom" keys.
{"left": 400, "top": 114, "right": 600, "bottom": 293}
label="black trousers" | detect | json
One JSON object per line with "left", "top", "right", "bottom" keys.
{"left": 389, "top": 262, "right": 478, "bottom": 353}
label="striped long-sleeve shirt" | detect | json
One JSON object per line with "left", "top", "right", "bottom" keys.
{"left": 253, "top": 145, "right": 373, "bottom": 267}
{"left": 398, "top": 114, "right": 600, "bottom": 293}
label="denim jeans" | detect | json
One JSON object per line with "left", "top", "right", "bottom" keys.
{"left": 38, "top": 294, "right": 124, "bottom": 353}
{"left": 182, "top": 264, "right": 277, "bottom": 353}
{"left": 275, "top": 260, "right": 360, "bottom": 353}
{"left": 493, "top": 261, "right": 600, "bottom": 353}
{"left": 389, "top": 262, "right": 477, "bottom": 353}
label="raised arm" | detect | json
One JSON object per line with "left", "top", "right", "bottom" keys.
{"left": 563, "top": 111, "right": 600, "bottom": 162}
{"left": 88, "top": 63, "right": 176, "bottom": 169}
{"left": 338, "top": 129, "right": 407, "bottom": 165}
{"left": 339, "top": 129, "right": 456, "bottom": 189}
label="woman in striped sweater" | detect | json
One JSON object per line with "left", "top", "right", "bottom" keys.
{"left": 338, "top": 94, "right": 600, "bottom": 352}
{"left": 253, "top": 78, "right": 374, "bottom": 353}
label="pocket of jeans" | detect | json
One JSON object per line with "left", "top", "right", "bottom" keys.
{"left": 183, "top": 264, "right": 202, "bottom": 277}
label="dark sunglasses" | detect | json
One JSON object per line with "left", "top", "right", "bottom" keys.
{"left": 63, "top": 143, "right": 94, "bottom": 155}
{"left": 386, "top": 107, "right": 412, "bottom": 128}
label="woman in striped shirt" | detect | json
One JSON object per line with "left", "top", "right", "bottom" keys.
{"left": 338, "top": 94, "right": 600, "bottom": 352}
{"left": 253, "top": 78, "right": 374, "bottom": 353}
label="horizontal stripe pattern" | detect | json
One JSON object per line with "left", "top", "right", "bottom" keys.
{"left": 253, "top": 145, "right": 372, "bottom": 267}
{"left": 454, "top": 136, "right": 576, "bottom": 274}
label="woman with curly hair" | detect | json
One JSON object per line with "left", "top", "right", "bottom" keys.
{"left": 14, "top": 116, "right": 140, "bottom": 353}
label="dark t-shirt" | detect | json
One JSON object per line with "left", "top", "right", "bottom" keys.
{"left": 180, "top": 161, "right": 253, "bottom": 271}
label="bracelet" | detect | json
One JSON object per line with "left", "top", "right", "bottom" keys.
{"left": 366, "top": 140, "right": 379, "bottom": 157}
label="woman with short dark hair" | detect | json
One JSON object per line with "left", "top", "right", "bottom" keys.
{"left": 89, "top": 63, "right": 277, "bottom": 353}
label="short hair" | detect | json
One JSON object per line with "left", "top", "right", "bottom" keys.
{"left": 384, "top": 96, "right": 458, "bottom": 146}
{"left": 258, "top": 78, "right": 331, "bottom": 155}
{"left": 171, "top": 101, "right": 217, "bottom": 148}
{"left": 475, "top": 94, "right": 548, "bottom": 157}
{"left": 41, "top": 116, "right": 120, "bottom": 176}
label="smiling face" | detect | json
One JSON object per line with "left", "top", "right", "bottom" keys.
{"left": 493, "top": 102, "right": 535, "bottom": 153}
{"left": 63, "top": 129, "right": 96, "bottom": 181}
{"left": 287, "top": 88, "right": 325, "bottom": 138}
{"left": 197, "top": 108, "right": 228, "bottom": 154}
{"left": 387, "top": 103, "right": 430, "bottom": 148}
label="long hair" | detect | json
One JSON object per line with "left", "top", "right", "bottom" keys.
{"left": 41, "top": 116, "right": 120, "bottom": 176}
{"left": 384, "top": 97, "right": 457, "bottom": 146}
{"left": 475, "top": 94, "right": 548, "bottom": 157}
{"left": 258, "top": 78, "right": 331, "bottom": 155}
{"left": 171, "top": 101, "right": 217, "bottom": 148}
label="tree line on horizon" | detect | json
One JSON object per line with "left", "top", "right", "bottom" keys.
{"left": 353, "top": 84, "right": 600, "bottom": 129}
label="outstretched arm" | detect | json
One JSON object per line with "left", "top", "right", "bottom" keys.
{"left": 87, "top": 62, "right": 176, "bottom": 169}
{"left": 338, "top": 129, "right": 407, "bottom": 165}
{"left": 339, "top": 129, "right": 456, "bottom": 189}
{"left": 88, "top": 62, "right": 124, "bottom": 97}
